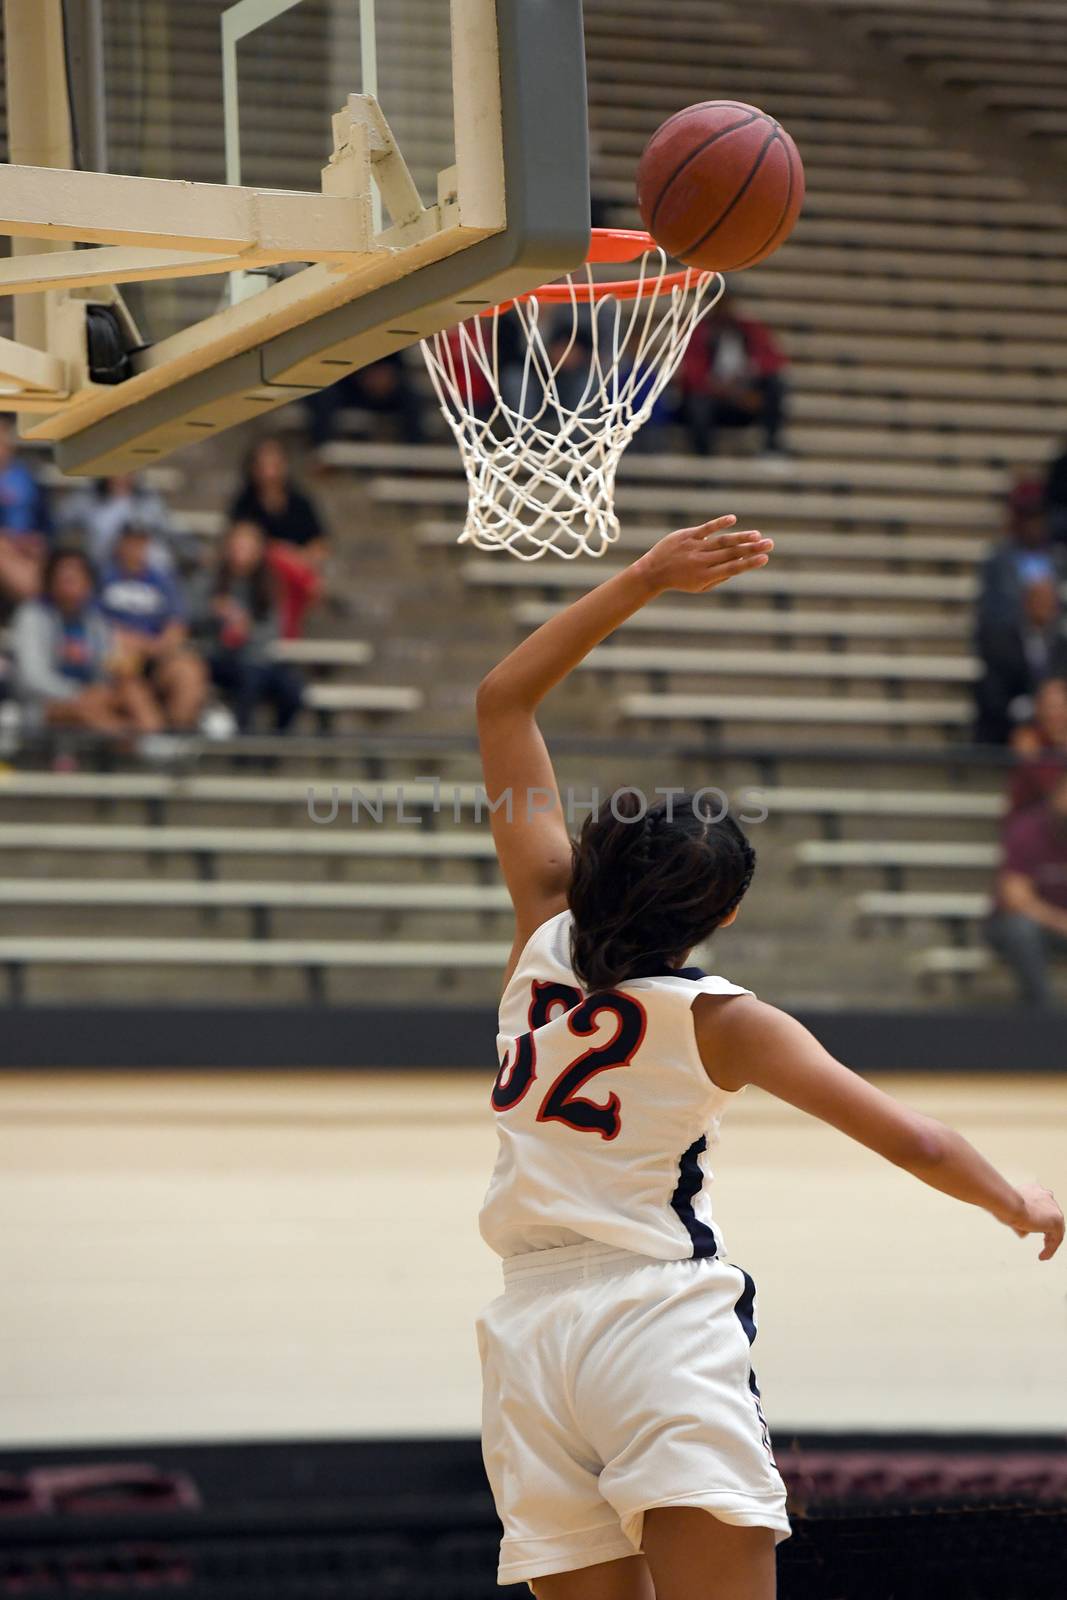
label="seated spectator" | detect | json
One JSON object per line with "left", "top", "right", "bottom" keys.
{"left": 977, "top": 478, "right": 1063, "bottom": 638}
{"left": 677, "top": 289, "right": 788, "bottom": 458}
{"left": 194, "top": 520, "right": 303, "bottom": 734}
{"left": 229, "top": 436, "right": 328, "bottom": 638}
{"left": 974, "top": 576, "right": 1067, "bottom": 745}
{"left": 11, "top": 547, "right": 164, "bottom": 737}
{"left": 1043, "top": 439, "right": 1067, "bottom": 545}
{"left": 98, "top": 524, "right": 207, "bottom": 731}
{"left": 987, "top": 773, "right": 1067, "bottom": 1008}
{"left": 305, "top": 353, "right": 426, "bottom": 452}
{"left": 1009, "top": 678, "right": 1067, "bottom": 815}
{"left": 57, "top": 472, "right": 175, "bottom": 571}
{"left": 0, "top": 413, "right": 52, "bottom": 609}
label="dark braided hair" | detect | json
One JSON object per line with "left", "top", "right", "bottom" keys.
{"left": 568, "top": 790, "right": 756, "bottom": 991}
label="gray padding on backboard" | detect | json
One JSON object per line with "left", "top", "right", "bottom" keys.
{"left": 57, "top": 0, "right": 589, "bottom": 476}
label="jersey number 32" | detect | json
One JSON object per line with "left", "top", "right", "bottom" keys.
{"left": 492, "top": 981, "right": 648, "bottom": 1141}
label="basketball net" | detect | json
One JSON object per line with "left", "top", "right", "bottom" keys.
{"left": 421, "top": 237, "right": 723, "bottom": 560}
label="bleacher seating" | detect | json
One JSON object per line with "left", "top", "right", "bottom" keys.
{"left": 6, "top": 0, "right": 1061, "bottom": 1007}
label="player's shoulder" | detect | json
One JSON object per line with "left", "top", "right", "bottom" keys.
{"left": 500, "top": 908, "right": 575, "bottom": 1004}
{"left": 692, "top": 992, "right": 785, "bottom": 1091}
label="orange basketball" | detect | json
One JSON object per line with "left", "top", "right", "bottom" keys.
{"left": 636, "top": 100, "right": 805, "bottom": 272}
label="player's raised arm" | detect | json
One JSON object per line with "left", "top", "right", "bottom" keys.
{"left": 476, "top": 517, "right": 773, "bottom": 968}
{"left": 695, "top": 995, "right": 1064, "bottom": 1261}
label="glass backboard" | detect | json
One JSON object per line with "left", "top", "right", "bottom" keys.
{"left": 0, "top": 0, "right": 591, "bottom": 472}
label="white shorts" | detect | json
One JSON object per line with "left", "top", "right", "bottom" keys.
{"left": 477, "top": 1240, "right": 791, "bottom": 1587}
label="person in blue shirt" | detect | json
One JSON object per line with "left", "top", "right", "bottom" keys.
{"left": 12, "top": 547, "right": 162, "bottom": 736}
{"left": 0, "top": 414, "right": 53, "bottom": 609}
{"left": 98, "top": 523, "right": 207, "bottom": 730}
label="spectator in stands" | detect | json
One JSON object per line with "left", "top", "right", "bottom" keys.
{"left": 440, "top": 322, "right": 497, "bottom": 423}
{"left": 974, "top": 575, "right": 1067, "bottom": 745}
{"left": 0, "top": 414, "right": 52, "bottom": 609}
{"left": 1043, "top": 439, "right": 1067, "bottom": 546}
{"left": 11, "top": 547, "right": 164, "bottom": 737}
{"left": 677, "top": 288, "right": 788, "bottom": 459}
{"left": 1009, "top": 677, "right": 1067, "bottom": 815}
{"left": 988, "top": 772, "right": 1067, "bottom": 1008}
{"left": 195, "top": 520, "right": 303, "bottom": 733}
{"left": 977, "top": 478, "right": 1062, "bottom": 632}
{"left": 57, "top": 473, "right": 176, "bottom": 571}
{"left": 98, "top": 524, "right": 207, "bottom": 731}
{"left": 229, "top": 436, "right": 328, "bottom": 638}
{"left": 305, "top": 353, "right": 426, "bottom": 452}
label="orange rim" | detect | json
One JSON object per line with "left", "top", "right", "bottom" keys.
{"left": 485, "top": 228, "right": 706, "bottom": 314}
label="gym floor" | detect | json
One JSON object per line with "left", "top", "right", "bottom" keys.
{"left": 2, "top": 1069, "right": 1065, "bottom": 1447}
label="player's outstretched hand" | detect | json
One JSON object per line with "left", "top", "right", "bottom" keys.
{"left": 1006, "top": 1182, "right": 1064, "bottom": 1261}
{"left": 636, "top": 515, "right": 773, "bottom": 596}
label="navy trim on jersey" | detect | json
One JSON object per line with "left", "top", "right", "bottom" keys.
{"left": 669, "top": 1135, "right": 718, "bottom": 1258}
{"left": 643, "top": 963, "right": 708, "bottom": 981}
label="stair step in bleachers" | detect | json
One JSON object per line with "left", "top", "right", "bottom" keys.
{"left": 798, "top": 840, "right": 998, "bottom": 872}
{"left": 621, "top": 692, "right": 971, "bottom": 735}
{"left": 913, "top": 948, "right": 991, "bottom": 983}
{"left": 579, "top": 645, "right": 979, "bottom": 688}
{"left": 856, "top": 890, "right": 990, "bottom": 927}
{"left": 0, "top": 938, "right": 513, "bottom": 1004}
{"left": 463, "top": 559, "right": 978, "bottom": 605}
{"left": 376, "top": 477, "right": 996, "bottom": 533}
{"left": 0, "top": 824, "right": 500, "bottom": 871}
{"left": 422, "top": 521, "right": 987, "bottom": 568}
{"left": 334, "top": 444, "right": 1006, "bottom": 501}
{"left": 514, "top": 601, "right": 968, "bottom": 644}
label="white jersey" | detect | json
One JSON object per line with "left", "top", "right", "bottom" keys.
{"left": 479, "top": 910, "right": 751, "bottom": 1261}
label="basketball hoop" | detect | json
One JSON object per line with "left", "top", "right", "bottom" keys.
{"left": 420, "top": 230, "right": 723, "bottom": 561}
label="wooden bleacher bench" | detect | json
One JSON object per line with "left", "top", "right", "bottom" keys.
{"left": 464, "top": 559, "right": 978, "bottom": 605}
{"left": 580, "top": 645, "right": 979, "bottom": 687}
{"left": 0, "top": 773, "right": 476, "bottom": 811}
{"left": 302, "top": 684, "right": 422, "bottom": 723}
{"left": 912, "top": 947, "right": 993, "bottom": 984}
{"left": 797, "top": 841, "right": 998, "bottom": 891}
{"left": 0, "top": 790, "right": 1000, "bottom": 855}
{"left": 0, "top": 937, "right": 512, "bottom": 1004}
{"left": 799, "top": 356, "right": 1067, "bottom": 400}
{"left": 0, "top": 823, "right": 499, "bottom": 869}
{"left": 513, "top": 600, "right": 967, "bottom": 643}
{"left": 172, "top": 508, "right": 225, "bottom": 539}
{"left": 0, "top": 878, "right": 511, "bottom": 938}
{"left": 749, "top": 267, "right": 1062, "bottom": 315}
{"left": 856, "top": 890, "right": 991, "bottom": 928}
{"left": 272, "top": 639, "right": 374, "bottom": 669}
{"left": 620, "top": 691, "right": 972, "bottom": 734}
{"left": 422, "top": 520, "right": 988, "bottom": 567}
{"left": 784, "top": 425, "right": 1050, "bottom": 468}
{"left": 789, "top": 392, "right": 1057, "bottom": 437}
{"left": 771, "top": 788, "right": 999, "bottom": 830}
{"left": 339, "top": 443, "right": 1004, "bottom": 501}
{"left": 388, "top": 476, "right": 994, "bottom": 533}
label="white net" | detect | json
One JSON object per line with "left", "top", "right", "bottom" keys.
{"left": 420, "top": 247, "right": 723, "bottom": 560}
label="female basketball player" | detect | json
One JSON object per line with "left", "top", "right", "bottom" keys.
{"left": 474, "top": 516, "right": 1063, "bottom": 1600}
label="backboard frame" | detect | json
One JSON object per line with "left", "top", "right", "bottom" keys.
{"left": 0, "top": 0, "right": 590, "bottom": 475}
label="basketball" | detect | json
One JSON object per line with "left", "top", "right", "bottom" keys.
{"left": 636, "top": 100, "right": 805, "bottom": 272}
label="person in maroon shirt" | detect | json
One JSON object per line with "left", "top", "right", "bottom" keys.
{"left": 1008, "top": 676, "right": 1067, "bottom": 814}
{"left": 988, "top": 773, "right": 1067, "bottom": 1006}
